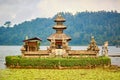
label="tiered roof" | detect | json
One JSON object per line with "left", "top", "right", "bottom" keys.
{"left": 87, "top": 36, "right": 99, "bottom": 51}
{"left": 47, "top": 14, "right": 71, "bottom": 41}
{"left": 54, "top": 14, "right": 65, "bottom": 22}
{"left": 48, "top": 33, "right": 71, "bottom": 40}
{"left": 53, "top": 14, "right": 66, "bottom": 29}
{"left": 23, "top": 37, "right": 42, "bottom": 42}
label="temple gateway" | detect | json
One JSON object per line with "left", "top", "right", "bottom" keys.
{"left": 21, "top": 14, "right": 100, "bottom": 57}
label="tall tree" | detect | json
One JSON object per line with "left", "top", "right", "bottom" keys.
{"left": 4, "top": 21, "right": 11, "bottom": 27}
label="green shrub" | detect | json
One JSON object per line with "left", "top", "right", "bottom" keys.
{"left": 5, "top": 56, "right": 21, "bottom": 66}
{"left": 5, "top": 56, "right": 111, "bottom": 68}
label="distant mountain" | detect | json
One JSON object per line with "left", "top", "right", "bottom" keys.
{"left": 0, "top": 11, "right": 120, "bottom": 45}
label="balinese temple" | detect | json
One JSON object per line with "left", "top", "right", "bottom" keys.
{"left": 47, "top": 14, "right": 71, "bottom": 57}
{"left": 21, "top": 14, "right": 100, "bottom": 58}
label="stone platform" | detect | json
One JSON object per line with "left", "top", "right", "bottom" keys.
{"left": 22, "top": 49, "right": 98, "bottom": 58}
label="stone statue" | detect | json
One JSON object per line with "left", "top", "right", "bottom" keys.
{"left": 102, "top": 41, "right": 108, "bottom": 56}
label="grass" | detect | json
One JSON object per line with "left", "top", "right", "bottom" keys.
{"left": 0, "top": 68, "right": 120, "bottom": 80}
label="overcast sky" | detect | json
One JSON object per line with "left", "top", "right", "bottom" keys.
{"left": 0, "top": 0, "right": 120, "bottom": 26}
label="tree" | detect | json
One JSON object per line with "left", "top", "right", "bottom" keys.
{"left": 4, "top": 21, "right": 11, "bottom": 27}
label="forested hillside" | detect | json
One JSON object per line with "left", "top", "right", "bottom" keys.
{"left": 0, "top": 11, "right": 120, "bottom": 45}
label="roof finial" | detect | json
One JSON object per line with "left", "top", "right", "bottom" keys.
{"left": 54, "top": 13, "right": 65, "bottom": 22}
{"left": 91, "top": 36, "right": 94, "bottom": 39}
{"left": 57, "top": 13, "right": 62, "bottom": 17}
{"left": 25, "top": 36, "right": 28, "bottom": 40}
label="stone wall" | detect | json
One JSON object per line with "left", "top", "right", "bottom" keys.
{"left": 22, "top": 50, "right": 49, "bottom": 58}
{"left": 22, "top": 50, "right": 98, "bottom": 58}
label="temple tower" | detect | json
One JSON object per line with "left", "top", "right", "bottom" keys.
{"left": 47, "top": 14, "right": 71, "bottom": 57}
{"left": 87, "top": 36, "right": 100, "bottom": 55}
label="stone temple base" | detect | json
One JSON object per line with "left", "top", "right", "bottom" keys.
{"left": 22, "top": 49, "right": 98, "bottom": 58}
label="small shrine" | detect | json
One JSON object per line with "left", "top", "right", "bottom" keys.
{"left": 69, "top": 36, "right": 100, "bottom": 57}
{"left": 87, "top": 36, "right": 99, "bottom": 54}
{"left": 21, "top": 37, "right": 41, "bottom": 51}
{"left": 47, "top": 14, "right": 71, "bottom": 57}
{"left": 21, "top": 37, "right": 43, "bottom": 57}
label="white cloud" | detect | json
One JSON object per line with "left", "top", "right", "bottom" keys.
{"left": 0, "top": 0, "right": 120, "bottom": 26}
{"left": 37, "top": 0, "right": 120, "bottom": 17}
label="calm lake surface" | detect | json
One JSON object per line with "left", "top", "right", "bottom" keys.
{"left": 0, "top": 46, "right": 120, "bottom": 69}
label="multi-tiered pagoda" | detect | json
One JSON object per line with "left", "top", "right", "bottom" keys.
{"left": 47, "top": 14, "right": 71, "bottom": 57}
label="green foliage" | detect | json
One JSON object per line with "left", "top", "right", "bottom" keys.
{"left": 4, "top": 21, "right": 11, "bottom": 27}
{"left": 5, "top": 55, "right": 21, "bottom": 66}
{"left": 0, "top": 11, "right": 120, "bottom": 45}
{"left": 0, "top": 68, "right": 120, "bottom": 80}
{"left": 5, "top": 56, "right": 111, "bottom": 68}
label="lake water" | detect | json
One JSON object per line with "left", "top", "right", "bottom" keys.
{"left": 0, "top": 46, "right": 120, "bottom": 69}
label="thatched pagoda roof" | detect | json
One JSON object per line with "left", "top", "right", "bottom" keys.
{"left": 53, "top": 25, "right": 66, "bottom": 29}
{"left": 54, "top": 14, "right": 65, "bottom": 22}
{"left": 47, "top": 33, "right": 71, "bottom": 41}
{"left": 23, "top": 37, "right": 42, "bottom": 42}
